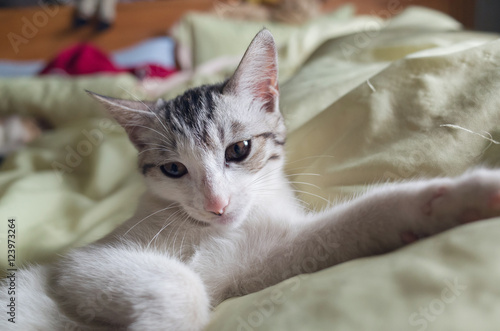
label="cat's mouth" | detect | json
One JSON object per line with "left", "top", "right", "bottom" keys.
{"left": 213, "top": 214, "right": 237, "bottom": 226}
{"left": 203, "top": 212, "right": 239, "bottom": 227}
{"left": 183, "top": 206, "right": 239, "bottom": 227}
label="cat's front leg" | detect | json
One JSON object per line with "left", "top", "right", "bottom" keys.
{"left": 311, "top": 168, "right": 500, "bottom": 260}
{"left": 397, "top": 168, "right": 500, "bottom": 243}
{"left": 190, "top": 169, "right": 500, "bottom": 304}
{"left": 48, "top": 244, "right": 210, "bottom": 331}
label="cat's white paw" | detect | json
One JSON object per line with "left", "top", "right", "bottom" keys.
{"left": 402, "top": 169, "right": 500, "bottom": 244}
{"left": 128, "top": 259, "right": 211, "bottom": 331}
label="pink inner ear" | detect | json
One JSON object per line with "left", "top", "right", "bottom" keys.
{"left": 255, "top": 48, "right": 279, "bottom": 113}
{"left": 225, "top": 30, "right": 280, "bottom": 112}
{"left": 259, "top": 77, "right": 279, "bottom": 113}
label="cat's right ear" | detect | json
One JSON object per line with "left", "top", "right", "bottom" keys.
{"left": 86, "top": 90, "right": 158, "bottom": 149}
{"left": 224, "top": 29, "right": 279, "bottom": 113}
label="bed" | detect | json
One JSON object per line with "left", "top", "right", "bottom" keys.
{"left": 2, "top": 1, "right": 500, "bottom": 330}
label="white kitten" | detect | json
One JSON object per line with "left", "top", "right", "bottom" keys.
{"left": 2, "top": 29, "right": 500, "bottom": 331}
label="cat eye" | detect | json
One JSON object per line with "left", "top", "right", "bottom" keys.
{"left": 225, "top": 140, "right": 251, "bottom": 162}
{"left": 160, "top": 162, "right": 188, "bottom": 178}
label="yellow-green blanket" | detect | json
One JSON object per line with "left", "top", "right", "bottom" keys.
{"left": 1, "top": 6, "right": 500, "bottom": 331}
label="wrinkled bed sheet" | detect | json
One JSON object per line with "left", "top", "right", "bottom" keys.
{"left": 1, "top": 6, "right": 500, "bottom": 330}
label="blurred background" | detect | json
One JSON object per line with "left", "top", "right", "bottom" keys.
{"left": 0, "top": 0, "right": 497, "bottom": 153}
{"left": 0, "top": 0, "right": 496, "bottom": 65}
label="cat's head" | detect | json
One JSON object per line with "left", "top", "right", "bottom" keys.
{"left": 89, "top": 29, "right": 285, "bottom": 227}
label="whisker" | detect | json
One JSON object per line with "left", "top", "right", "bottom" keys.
{"left": 170, "top": 213, "right": 185, "bottom": 254}
{"left": 123, "top": 123, "right": 170, "bottom": 143}
{"left": 249, "top": 163, "right": 322, "bottom": 188}
{"left": 118, "top": 85, "right": 172, "bottom": 139}
{"left": 292, "top": 189, "right": 331, "bottom": 206}
{"left": 166, "top": 211, "right": 192, "bottom": 256}
{"left": 141, "top": 142, "right": 174, "bottom": 149}
{"left": 139, "top": 147, "right": 172, "bottom": 155}
{"left": 249, "top": 181, "right": 311, "bottom": 211}
{"left": 123, "top": 203, "right": 179, "bottom": 237}
{"left": 284, "top": 154, "right": 336, "bottom": 166}
{"left": 288, "top": 181, "right": 322, "bottom": 190}
{"left": 174, "top": 212, "right": 193, "bottom": 259}
{"left": 283, "top": 173, "right": 321, "bottom": 178}
{"left": 147, "top": 209, "right": 183, "bottom": 248}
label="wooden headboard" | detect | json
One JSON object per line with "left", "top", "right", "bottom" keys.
{"left": 0, "top": 0, "right": 476, "bottom": 61}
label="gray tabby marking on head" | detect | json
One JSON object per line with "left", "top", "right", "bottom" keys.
{"left": 162, "top": 82, "right": 226, "bottom": 146}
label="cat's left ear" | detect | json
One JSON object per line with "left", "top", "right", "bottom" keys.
{"left": 86, "top": 90, "right": 159, "bottom": 148}
{"left": 224, "top": 29, "right": 279, "bottom": 113}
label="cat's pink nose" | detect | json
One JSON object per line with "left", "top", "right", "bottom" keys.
{"left": 204, "top": 197, "right": 229, "bottom": 216}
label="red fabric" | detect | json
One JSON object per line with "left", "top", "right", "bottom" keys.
{"left": 39, "top": 44, "right": 176, "bottom": 79}
{"left": 128, "top": 64, "right": 177, "bottom": 79}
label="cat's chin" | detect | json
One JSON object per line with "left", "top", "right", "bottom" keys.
{"left": 189, "top": 212, "right": 243, "bottom": 228}
{"left": 213, "top": 214, "right": 238, "bottom": 226}
{"left": 200, "top": 214, "right": 240, "bottom": 228}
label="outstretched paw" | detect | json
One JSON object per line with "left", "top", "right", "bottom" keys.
{"left": 404, "top": 169, "right": 500, "bottom": 243}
